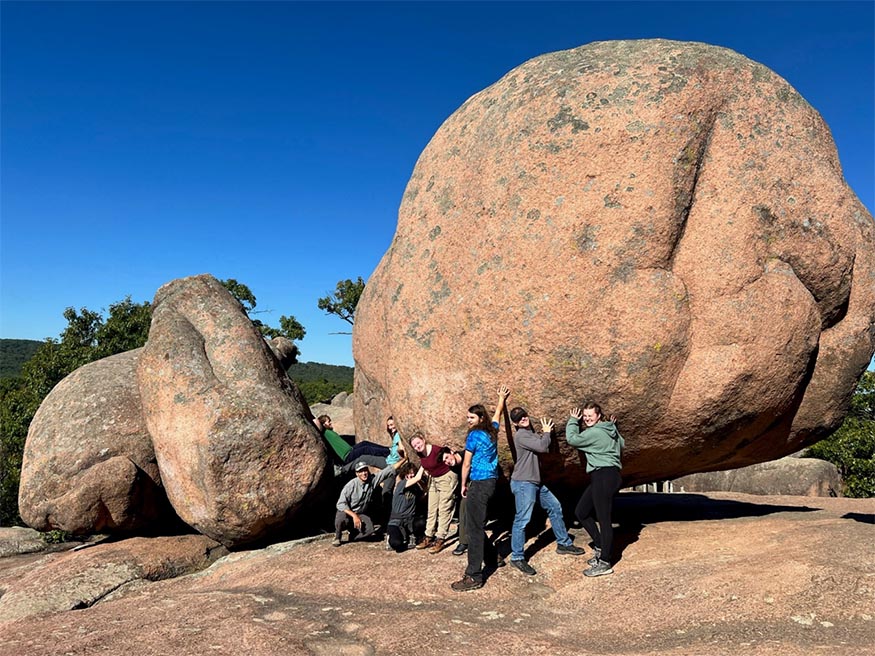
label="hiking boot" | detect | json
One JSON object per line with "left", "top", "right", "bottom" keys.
{"left": 587, "top": 548, "right": 602, "bottom": 566}
{"left": 452, "top": 543, "right": 468, "bottom": 556}
{"left": 429, "top": 538, "right": 446, "bottom": 554}
{"left": 451, "top": 575, "right": 484, "bottom": 592}
{"left": 584, "top": 559, "right": 613, "bottom": 577}
{"left": 556, "top": 543, "right": 586, "bottom": 556}
{"left": 331, "top": 537, "right": 342, "bottom": 547}
{"left": 416, "top": 536, "right": 434, "bottom": 550}
{"left": 510, "top": 559, "right": 537, "bottom": 576}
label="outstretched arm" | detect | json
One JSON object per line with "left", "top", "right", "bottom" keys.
{"left": 405, "top": 466, "right": 425, "bottom": 488}
{"left": 492, "top": 385, "right": 510, "bottom": 425}
{"left": 566, "top": 408, "right": 597, "bottom": 449}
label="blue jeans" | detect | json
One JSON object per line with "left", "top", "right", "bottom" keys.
{"left": 510, "top": 480, "right": 572, "bottom": 561}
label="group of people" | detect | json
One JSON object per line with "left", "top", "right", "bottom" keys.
{"left": 314, "top": 385, "right": 625, "bottom": 592}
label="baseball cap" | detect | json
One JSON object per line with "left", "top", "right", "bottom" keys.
{"left": 354, "top": 461, "right": 369, "bottom": 472}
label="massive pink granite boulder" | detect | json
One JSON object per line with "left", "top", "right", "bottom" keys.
{"left": 18, "top": 349, "right": 178, "bottom": 534}
{"left": 138, "top": 274, "right": 327, "bottom": 547}
{"left": 353, "top": 39, "right": 875, "bottom": 487}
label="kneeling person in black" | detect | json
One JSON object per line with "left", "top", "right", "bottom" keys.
{"left": 387, "top": 460, "right": 425, "bottom": 552}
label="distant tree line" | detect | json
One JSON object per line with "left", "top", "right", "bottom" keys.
{"left": 286, "top": 362, "right": 353, "bottom": 405}
{"left": 0, "top": 340, "right": 42, "bottom": 379}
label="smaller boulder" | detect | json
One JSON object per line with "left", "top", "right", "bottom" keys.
{"left": 0, "top": 527, "right": 52, "bottom": 558}
{"left": 0, "top": 535, "right": 224, "bottom": 622}
{"left": 673, "top": 457, "right": 842, "bottom": 497}
{"left": 18, "top": 349, "right": 179, "bottom": 535}
{"left": 268, "top": 336, "right": 299, "bottom": 369}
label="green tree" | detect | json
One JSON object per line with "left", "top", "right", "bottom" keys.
{"left": 94, "top": 298, "right": 152, "bottom": 358}
{"left": 0, "top": 377, "right": 39, "bottom": 525}
{"left": 807, "top": 371, "right": 875, "bottom": 497}
{"left": 317, "top": 277, "right": 365, "bottom": 329}
{"left": 0, "top": 298, "right": 154, "bottom": 526}
{"left": 220, "top": 279, "right": 305, "bottom": 352}
{"left": 220, "top": 278, "right": 257, "bottom": 313}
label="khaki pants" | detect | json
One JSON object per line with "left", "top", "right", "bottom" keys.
{"left": 425, "top": 470, "right": 458, "bottom": 539}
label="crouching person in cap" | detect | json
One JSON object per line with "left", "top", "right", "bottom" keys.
{"left": 333, "top": 461, "right": 398, "bottom": 546}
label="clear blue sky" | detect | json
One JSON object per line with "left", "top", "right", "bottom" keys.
{"left": 2, "top": 1, "right": 873, "bottom": 367}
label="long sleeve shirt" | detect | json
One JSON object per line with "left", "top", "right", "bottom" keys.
{"left": 510, "top": 426, "right": 551, "bottom": 483}
{"left": 565, "top": 419, "right": 624, "bottom": 472}
{"left": 336, "top": 465, "right": 395, "bottom": 513}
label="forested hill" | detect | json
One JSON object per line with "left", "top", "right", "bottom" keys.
{"left": 286, "top": 361, "right": 353, "bottom": 384}
{"left": 0, "top": 339, "right": 353, "bottom": 403}
{"left": 0, "top": 339, "right": 42, "bottom": 378}
{"left": 286, "top": 361, "right": 354, "bottom": 403}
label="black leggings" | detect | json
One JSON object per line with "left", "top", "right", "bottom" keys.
{"left": 574, "top": 466, "right": 622, "bottom": 564}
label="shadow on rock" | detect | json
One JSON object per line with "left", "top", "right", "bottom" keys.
{"left": 614, "top": 492, "right": 817, "bottom": 524}
{"left": 842, "top": 511, "right": 874, "bottom": 524}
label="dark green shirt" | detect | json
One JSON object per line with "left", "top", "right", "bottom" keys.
{"left": 323, "top": 429, "right": 351, "bottom": 461}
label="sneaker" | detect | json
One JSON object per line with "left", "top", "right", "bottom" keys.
{"left": 510, "top": 559, "right": 537, "bottom": 576}
{"left": 587, "top": 548, "right": 602, "bottom": 566}
{"left": 429, "top": 538, "right": 446, "bottom": 554}
{"left": 416, "top": 536, "right": 435, "bottom": 550}
{"left": 333, "top": 464, "right": 343, "bottom": 477}
{"left": 452, "top": 543, "right": 468, "bottom": 556}
{"left": 331, "top": 538, "right": 342, "bottom": 547}
{"left": 451, "top": 575, "right": 484, "bottom": 592}
{"left": 384, "top": 535, "right": 392, "bottom": 551}
{"left": 556, "top": 543, "right": 586, "bottom": 556}
{"left": 583, "top": 559, "right": 613, "bottom": 577}
{"left": 496, "top": 557, "right": 506, "bottom": 568}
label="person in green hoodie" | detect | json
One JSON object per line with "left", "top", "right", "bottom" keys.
{"left": 565, "top": 402, "right": 624, "bottom": 577}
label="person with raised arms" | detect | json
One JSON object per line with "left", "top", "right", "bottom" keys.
{"left": 506, "top": 404, "right": 585, "bottom": 576}
{"left": 565, "top": 402, "right": 624, "bottom": 577}
{"left": 451, "top": 385, "right": 509, "bottom": 592}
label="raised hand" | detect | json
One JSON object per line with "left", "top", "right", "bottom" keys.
{"left": 541, "top": 418, "right": 554, "bottom": 433}
{"left": 570, "top": 407, "right": 582, "bottom": 420}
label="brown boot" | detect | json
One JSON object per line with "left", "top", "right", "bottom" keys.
{"left": 416, "top": 536, "right": 434, "bottom": 550}
{"left": 429, "top": 538, "right": 446, "bottom": 554}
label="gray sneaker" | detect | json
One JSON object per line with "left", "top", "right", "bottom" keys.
{"left": 584, "top": 559, "right": 613, "bottom": 577}
{"left": 510, "top": 559, "right": 537, "bottom": 576}
{"left": 587, "top": 548, "right": 602, "bottom": 566}
{"left": 556, "top": 543, "right": 585, "bottom": 556}
{"left": 331, "top": 537, "right": 342, "bottom": 547}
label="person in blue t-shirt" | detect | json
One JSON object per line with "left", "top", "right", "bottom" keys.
{"left": 451, "top": 385, "right": 509, "bottom": 592}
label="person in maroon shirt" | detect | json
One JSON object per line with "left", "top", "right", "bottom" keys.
{"left": 410, "top": 434, "right": 459, "bottom": 554}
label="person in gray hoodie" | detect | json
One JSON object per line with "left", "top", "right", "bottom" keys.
{"left": 565, "top": 403, "right": 625, "bottom": 577}
{"left": 507, "top": 406, "right": 585, "bottom": 576}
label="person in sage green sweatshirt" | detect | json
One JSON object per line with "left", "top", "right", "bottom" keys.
{"left": 565, "top": 403, "right": 624, "bottom": 577}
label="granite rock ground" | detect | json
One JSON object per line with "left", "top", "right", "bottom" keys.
{"left": 1, "top": 491, "right": 872, "bottom": 655}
